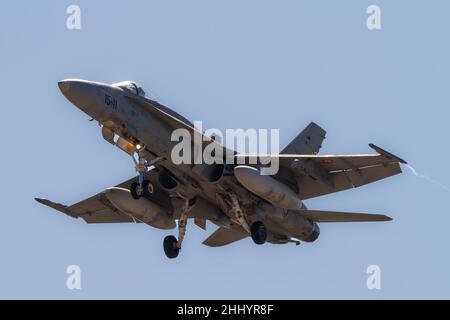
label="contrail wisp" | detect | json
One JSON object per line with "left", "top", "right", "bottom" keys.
{"left": 404, "top": 164, "right": 450, "bottom": 193}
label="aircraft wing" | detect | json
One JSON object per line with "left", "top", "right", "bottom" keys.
{"left": 35, "top": 171, "right": 170, "bottom": 224}
{"left": 35, "top": 195, "right": 137, "bottom": 223}
{"left": 202, "top": 226, "right": 248, "bottom": 247}
{"left": 236, "top": 144, "right": 406, "bottom": 200}
{"left": 296, "top": 160, "right": 402, "bottom": 199}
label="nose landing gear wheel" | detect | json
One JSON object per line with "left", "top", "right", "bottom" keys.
{"left": 163, "top": 235, "right": 180, "bottom": 259}
{"left": 142, "top": 180, "right": 154, "bottom": 197}
{"left": 130, "top": 147, "right": 162, "bottom": 201}
{"left": 251, "top": 221, "right": 267, "bottom": 245}
{"left": 130, "top": 182, "right": 143, "bottom": 200}
{"left": 130, "top": 180, "right": 154, "bottom": 200}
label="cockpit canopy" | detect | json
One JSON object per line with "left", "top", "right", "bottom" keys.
{"left": 113, "top": 81, "right": 146, "bottom": 97}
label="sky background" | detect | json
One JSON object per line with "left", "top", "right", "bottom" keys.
{"left": 0, "top": 0, "right": 449, "bottom": 299}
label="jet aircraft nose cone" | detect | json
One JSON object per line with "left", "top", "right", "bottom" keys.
{"left": 58, "top": 80, "right": 71, "bottom": 93}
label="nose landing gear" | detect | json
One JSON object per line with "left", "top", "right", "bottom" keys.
{"left": 130, "top": 180, "right": 154, "bottom": 200}
{"left": 130, "top": 148, "right": 161, "bottom": 200}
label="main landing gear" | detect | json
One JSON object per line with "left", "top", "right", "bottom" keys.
{"left": 130, "top": 148, "right": 161, "bottom": 200}
{"left": 163, "top": 235, "right": 179, "bottom": 259}
{"left": 163, "top": 199, "right": 191, "bottom": 259}
{"left": 226, "top": 193, "right": 267, "bottom": 245}
{"left": 217, "top": 191, "right": 267, "bottom": 246}
{"left": 250, "top": 221, "right": 267, "bottom": 245}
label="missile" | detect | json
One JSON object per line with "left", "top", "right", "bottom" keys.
{"left": 104, "top": 187, "right": 176, "bottom": 230}
{"left": 234, "top": 166, "right": 303, "bottom": 210}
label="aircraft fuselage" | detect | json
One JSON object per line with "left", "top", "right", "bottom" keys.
{"left": 57, "top": 79, "right": 318, "bottom": 245}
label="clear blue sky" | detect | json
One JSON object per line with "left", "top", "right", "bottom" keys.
{"left": 1, "top": 0, "right": 449, "bottom": 299}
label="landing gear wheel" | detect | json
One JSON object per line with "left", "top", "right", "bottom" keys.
{"left": 142, "top": 180, "right": 154, "bottom": 198}
{"left": 163, "top": 235, "right": 180, "bottom": 259}
{"left": 130, "top": 182, "right": 143, "bottom": 200}
{"left": 251, "top": 221, "right": 267, "bottom": 245}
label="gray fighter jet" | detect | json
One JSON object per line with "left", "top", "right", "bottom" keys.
{"left": 36, "top": 79, "right": 407, "bottom": 259}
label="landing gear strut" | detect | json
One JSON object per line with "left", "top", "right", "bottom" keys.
{"left": 130, "top": 148, "right": 161, "bottom": 200}
{"left": 163, "top": 199, "right": 192, "bottom": 259}
{"left": 229, "top": 193, "right": 250, "bottom": 233}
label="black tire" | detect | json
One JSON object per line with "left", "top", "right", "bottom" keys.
{"left": 251, "top": 221, "right": 267, "bottom": 245}
{"left": 130, "top": 182, "right": 142, "bottom": 200}
{"left": 163, "top": 235, "right": 180, "bottom": 259}
{"left": 142, "top": 180, "right": 154, "bottom": 198}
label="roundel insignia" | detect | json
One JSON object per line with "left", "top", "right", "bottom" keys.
{"left": 321, "top": 159, "right": 334, "bottom": 165}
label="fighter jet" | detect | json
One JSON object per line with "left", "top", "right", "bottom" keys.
{"left": 36, "top": 79, "right": 407, "bottom": 259}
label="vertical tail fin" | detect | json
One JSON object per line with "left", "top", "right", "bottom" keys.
{"left": 281, "top": 122, "right": 326, "bottom": 155}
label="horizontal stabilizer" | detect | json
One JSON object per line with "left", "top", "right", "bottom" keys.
{"left": 203, "top": 227, "right": 248, "bottom": 247}
{"left": 296, "top": 209, "right": 392, "bottom": 223}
